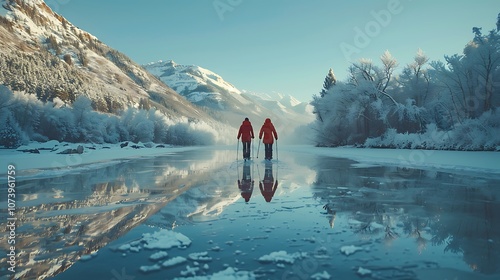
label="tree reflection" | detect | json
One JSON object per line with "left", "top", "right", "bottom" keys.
{"left": 310, "top": 156, "right": 500, "bottom": 275}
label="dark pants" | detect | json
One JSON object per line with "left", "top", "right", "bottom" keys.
{"left": 242, "top": 141, "right": 251, "bottom": 159}
{"left": 264, "top": 143, "right": 273, "bottom": 160}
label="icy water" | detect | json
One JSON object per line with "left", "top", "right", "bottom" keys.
{"left": 1, "top": 146, "right": 500, "bottom": 280}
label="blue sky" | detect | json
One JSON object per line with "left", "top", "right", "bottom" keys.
{"left": 47, "top": 0, "right": 499, "bottom": 102}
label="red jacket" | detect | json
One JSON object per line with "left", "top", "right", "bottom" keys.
{"left": 259, "top": 118, "right": 278, "bottom": 144}
{"left": 237, "top": 120, "right": 254, "bottom": 142}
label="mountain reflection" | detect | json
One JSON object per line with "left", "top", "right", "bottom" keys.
{"left": 0, "top": 149, "right": 237, "bottom": 280}
{"left": 310, "top": 156, "right": 500, "bottom": 275}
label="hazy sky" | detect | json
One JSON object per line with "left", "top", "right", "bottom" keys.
{"left": 47, "top": 0, "right": 499, "bottom": 102}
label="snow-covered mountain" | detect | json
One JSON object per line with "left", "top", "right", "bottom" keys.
{"left": 144, "top": 60, "right": 314, "bottom": 141}
{"left": 144, "top": 60, "right": 250, "bottom": 110}
{"left": 0, "top": 0, "right": 210, "bottom": 120}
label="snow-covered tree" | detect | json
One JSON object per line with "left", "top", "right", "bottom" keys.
{"left": 433, "top": 27, "right": 500, "bottom": 120}
{"left": 0, "top": 110, "right": 26, "bottom": 148}
{"left": 398, "top": 49, "right": 431, "bottom": 105}
{"left": 120, "top": 107, "right": 154, "bottom": 143}
{"left": 320, "top": 68, "right": 336, "bottom": 98}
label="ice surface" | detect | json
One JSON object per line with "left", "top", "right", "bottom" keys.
{"left": 11, "top": 146, "right": 500, "bottom": 279}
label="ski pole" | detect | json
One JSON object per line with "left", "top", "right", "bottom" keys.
{"left": 256, "top": 139, "right": 261, "bottom": 158}
{"left": 257, "top": 162, "right": 261, "bottom": 184}
{"left": 276, "top": 140, "right": 278, "bottom": 161}
{"left": 252, "top": 139, "right": 254, "bottom": 159}
{"left": 236, "top": 140, "right": 239, "bottom": 161}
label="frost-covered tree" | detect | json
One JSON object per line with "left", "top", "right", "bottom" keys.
{"left": 379, "top": 50, "right": 398, "bottom": 94}
{"left": 312, "top": 68, "right": 337, "bottom": 123}
{"left": 120, "top": 108, "right": 154, "bottom": 143}
{"left": 312, "top": 50, "right": 431, "bottom": 146}
{"left": 0, "top": 85, "right": 221, "bottom": 146}
{"left": 0, "top": 110, "right": 26, "bottom": 148}
{"left": 433, "top": 25, "right": 500, "bottom": 120}
{"left": 398, "top": 49, "right": 431, "bottom": 106}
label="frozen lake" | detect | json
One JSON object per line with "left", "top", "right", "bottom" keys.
{"left": 1, "top": 145, "right": 500, "bottom": 280}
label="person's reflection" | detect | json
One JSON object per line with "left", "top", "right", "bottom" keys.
{"left": 238, "top": 163, "right": 254, "bottom": 203}
{"left": 260, "top": 162, "right": 278, "bottom": 202}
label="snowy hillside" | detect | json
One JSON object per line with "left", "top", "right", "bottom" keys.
{"left": 144, "top": 60, "right": 314, "bottom": 141}
{"left": 0, "top": 0, "right": 209, "bottom": 120}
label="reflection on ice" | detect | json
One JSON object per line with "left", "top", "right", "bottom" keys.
{"left": 311, "top": 155, "right": 500, "bottom": 275}
{"left": 2, "top": 146, "right": 499, "bottom": 280}
{"left": 0, "top": 148, "right": 239, "bottom": 279}
{"left": 237, "top": 163, "right": 254, "bottom": 203}
{"left": 259, "top": 162, "right": 279, "bottom": 203}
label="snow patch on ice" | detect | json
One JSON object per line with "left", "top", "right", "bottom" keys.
{"left": 311, "top": 271, "right": 331, "bottom": 280}
{"left": 162, "top": 256, "right": 188, "bottom": 268}
{"left": 340, "top": 245, "right": 364, "bottom": 256}
{"left": 357, "top": 267, "right": 372, "bottom": 276}
{"left": 79, "top": 255, "right": 92, "bottom": 261}
{"left": 369, "top": 222, "right": 385, "bottom": 230}
{"left": 258, "top": 250, "right": 307, "bottom": 264}
{"left": 139, "top": 264, "right": 162, "bottom": 273}
{"left": 180, "top": 265, "right": 200, "bottom": 277}
{"left": 149, "top": 251, "right": 169, "bottom": 261}
{"left": 172, "top": 267, "right": 256, "bottom": 280}
{"left": 188, "top": 252, "right": 213, "bottom": 262}
{"left": 142, "top": 229, "right": 192, "bottom": 250}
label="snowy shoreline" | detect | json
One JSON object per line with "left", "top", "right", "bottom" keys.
{"left": 284, "top": 145, "right": 500, "bottom": 175}
{"left": 0, "top": 140, "right": 202, "bottom": 179}
{"left": 2, "top": 142, "right": 500, "bottom": 179}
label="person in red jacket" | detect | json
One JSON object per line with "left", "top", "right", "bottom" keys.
{"left": 237, "top": 117, "right": 254, "bottom": 160}
{"left": 258, "top": 118, "right": 278, "bottom": 160}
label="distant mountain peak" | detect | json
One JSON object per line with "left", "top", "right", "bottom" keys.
{"left": 143, "top": 60, "right": 314, "bottom": 131}
{"left": 144, "top": 60, "right": 242, "bottom": 100}
{"left": 279, "top": 93, "right": 302, "bottom": 107}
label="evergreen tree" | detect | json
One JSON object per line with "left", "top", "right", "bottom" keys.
{"left": 497, "top": 13, "right": 500, "bottom": 32}
{"left": 0, "top": 111, "right": 25, "bottom": 148}
{"left": 320, "top": 68, "right": 336, "bottom": 97}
